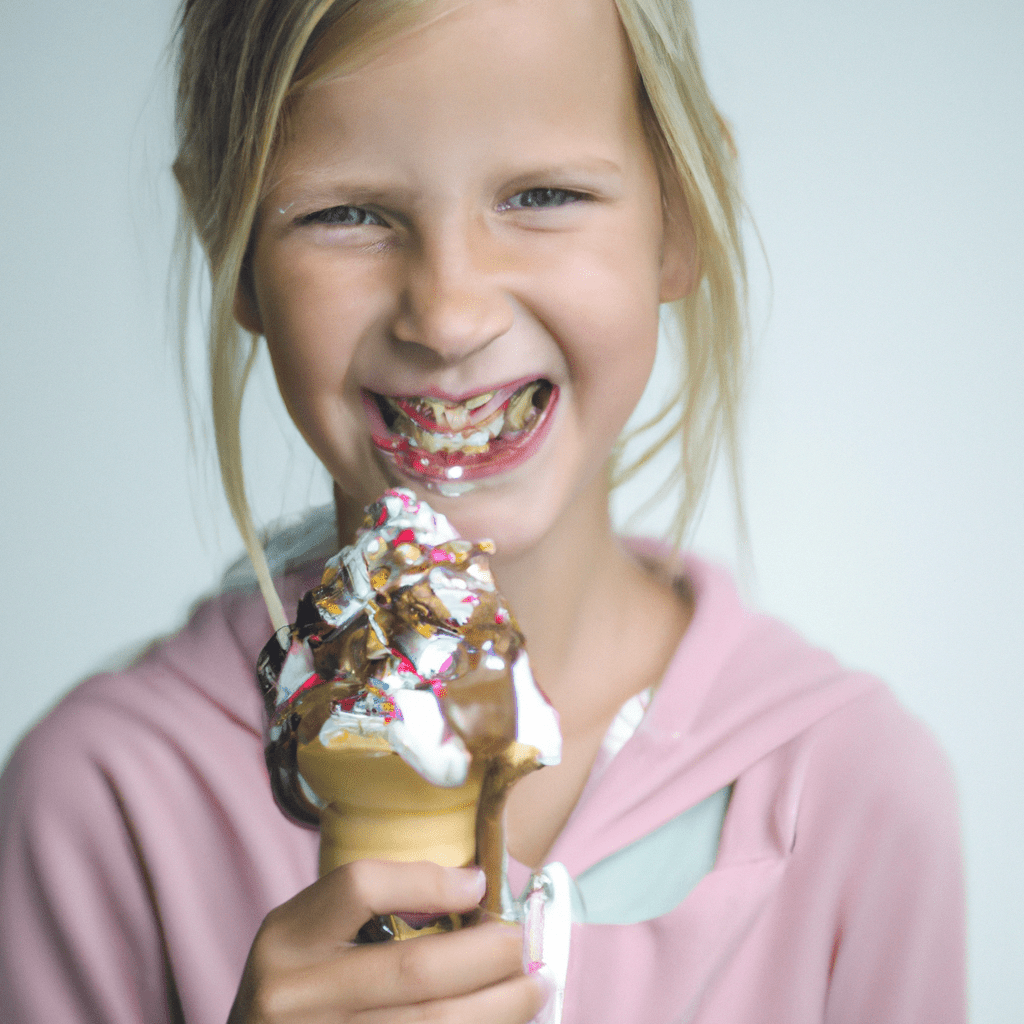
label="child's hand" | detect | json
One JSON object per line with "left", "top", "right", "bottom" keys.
{"left": 228, "top": 860, "right": 550, "bottom": 1023}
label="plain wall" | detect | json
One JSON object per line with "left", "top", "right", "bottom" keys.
{"left": 1, "top": 0, "right": 1021, "bottom": 1017}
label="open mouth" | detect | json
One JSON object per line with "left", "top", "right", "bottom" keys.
{"left": 363, "top": 378, "right": 556, "bottom": 486}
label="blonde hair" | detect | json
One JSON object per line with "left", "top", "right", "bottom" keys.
{"left": 172, "top": 0, "right": 747, "bottom": 628}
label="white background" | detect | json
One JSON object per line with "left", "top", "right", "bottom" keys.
{"left": 1, "top": 0, "right": 1021, "bottom": 1017}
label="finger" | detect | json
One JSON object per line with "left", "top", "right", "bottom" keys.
{"left": 354, "top": 970, "right": 551, "bottom": 1024}
{"left": 255, "top": 920, "right": 525, "bottom": 1020}
{"left": 350, "top": 860, "right": 487, "bottom": 920}
{"left": 344, "top": 919, "right": 525, "bottom": 1010}
{"left": 269, "top": 860, "right": 486, "bottom": 948}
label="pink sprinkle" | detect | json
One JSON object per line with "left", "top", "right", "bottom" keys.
{"left": 430, "top": 549, "right": 454, "bottom": 562}
{"left": 431, "top": 681, "right": 448, "bottom": 699}
{"left": 495, "top": 609, "right": 508, "bottom": 624}
{"left": 396, "top": 529, "right": 416, "bottom": 545}
{"left": 376, "top": 508, "right": 388, "bottom": 526}
{"left": 527, "top": 960, "right": 544, "bottom": 974}
{"left": 439, "top": 655, "right": 453, "bottom": 674}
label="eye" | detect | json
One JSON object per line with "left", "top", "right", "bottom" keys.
{"left": 300, "top": 205, "right": 387, "bottom": 227}
{"left": 498, "top": 187, "right": 585, "bottom": 211}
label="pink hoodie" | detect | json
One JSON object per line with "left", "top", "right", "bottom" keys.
{"left": 0, "top": 554, "right": 965, "bottom": 1023}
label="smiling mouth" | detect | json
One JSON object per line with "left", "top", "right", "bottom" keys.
{"left": 364, "top": 379, "right": 555, "bottom": 485}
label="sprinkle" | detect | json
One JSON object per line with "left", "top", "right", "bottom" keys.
{"left": 353, "top": 682, "right": 403, "bottom": 722}
{"left": 478, "top": 539, "right": 496, "bottom": 554}
{"left": 431, "top": 681, "right": 448, "bottom": 699}
{"left": 395, "top": 542, "right": 422, "bottom": 563}
{"left": 395, "top": 529, "right": 416, "bottom": 545}
{"left": 495, "top": 608, "right": 509, "bottom": 624}
{"left": 371, "top": 567, "right": 391, "bottom": 590}
{"left": 430, "top": 549, "right": 455, "bottom": 563}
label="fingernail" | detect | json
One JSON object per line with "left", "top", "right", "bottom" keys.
{"left": 457, "top": 866, "right": 487, "bottom": 901}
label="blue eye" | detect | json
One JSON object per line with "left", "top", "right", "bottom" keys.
{"left": 302, "top": 206, "right": 386, "bottom": 227}
{"left": 501, "top": 188, "right": 583, "bottom": 210}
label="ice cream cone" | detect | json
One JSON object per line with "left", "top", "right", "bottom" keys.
{"left": 258, "top": 490, "right": 562, "bottom": 942}
{"left": 297, "top": 730, "right": 487, "bottom": 875}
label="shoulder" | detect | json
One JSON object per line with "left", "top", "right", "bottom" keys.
{"left": 799, "top": 686, "right": 960, "bottom": 843}
{"left": 788, "top": 692, "right": 966, "bottom": 1020}
{"left": 0, "top": 590, "right": 248, "bottom": 833}
{"left": 0, "top": 560, "right": 321, "bottom": 832}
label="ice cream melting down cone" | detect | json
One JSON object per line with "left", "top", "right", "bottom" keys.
{"left": 257, "top": 488, "right": 561, "bottom": 938}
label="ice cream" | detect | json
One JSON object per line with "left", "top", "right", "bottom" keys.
{"left": 257, "top": 488, "right": 561, "bottom": 938}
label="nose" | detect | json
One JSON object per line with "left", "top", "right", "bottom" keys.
{"left": 390, "top": 220, "right": 514, "bottom": 364}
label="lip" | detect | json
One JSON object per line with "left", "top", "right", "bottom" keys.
{"left": 389, "top": 375, "right": 542, "bottom": 405}
{"left": 361, "top": 380, "right": 558, "bottom": 485}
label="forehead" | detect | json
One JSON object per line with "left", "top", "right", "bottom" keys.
{"left": 303, "top": 0, "right": 638, "bottom": 85}
{"left": 282, "top": 0, "right": 647, "bottom": 173}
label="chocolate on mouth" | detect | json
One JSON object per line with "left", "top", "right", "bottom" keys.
{"left": 372, "top": 379, "right": 554, "bottom": 456}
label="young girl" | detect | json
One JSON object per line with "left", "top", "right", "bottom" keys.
{"left": 0, "top": 0, "right": 965, "bottom": 1021}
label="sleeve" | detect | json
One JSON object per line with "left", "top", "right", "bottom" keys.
{"left": 814, "top": 697, "right": 967, "bottom": 1024}
{"left": 0, "top": 715, "right": 175, "bottom": 1024}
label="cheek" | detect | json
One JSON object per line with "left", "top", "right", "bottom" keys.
{"left": 253, "top": 257, "right": 364, "bottom": 412}
{"left": 553, "top": 240, "right": 663, "bottom": 376}
{"left": 563, "top": 265, "right": 662, "bottom": 446}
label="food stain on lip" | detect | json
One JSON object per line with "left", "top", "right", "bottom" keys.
{"left": 362, "top": 379, "right": 557, "bottom": 486}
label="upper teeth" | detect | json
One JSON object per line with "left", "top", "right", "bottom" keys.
{"left": 505, "top": 382, "right": 540, "bottom": 430}
{"left": 443, "top": 405, "right": 469, "bottom": 431}
{"left": 383, "top": 382, "right": 544, "bottom": 455}
{"left": 418, "top": 392, "right": 495, "bottom": 431}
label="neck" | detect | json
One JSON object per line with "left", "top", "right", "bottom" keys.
{"left": 486, "top": 474, "right": 635, "bottom": 705}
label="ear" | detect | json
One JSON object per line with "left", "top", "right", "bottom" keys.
{"left": 234, "top": 276, "right": 265, "bottom": 335}
{"left": 658, "top": 186, "right": 700, "bottom": 302}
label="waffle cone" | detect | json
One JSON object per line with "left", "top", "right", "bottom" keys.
{"left": 296, "top": 730, "right": 486, "bottom": 877}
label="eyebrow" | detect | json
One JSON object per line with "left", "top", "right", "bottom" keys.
{"left": 261, "top": 175, "right": 417, "bottom": 214}
{"left": 263, "top": 156, "right": 625, "bottom": 214}
{"left": 499, "top": 159, "right": 624, "bottom": 191}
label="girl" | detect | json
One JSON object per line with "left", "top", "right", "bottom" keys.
{"left": 0, "top": 0, "right": 965, "bottom": 1021}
